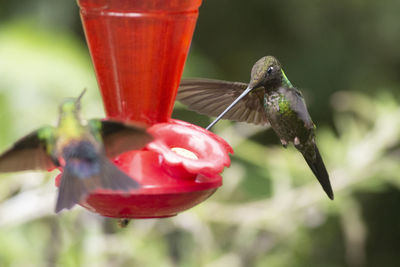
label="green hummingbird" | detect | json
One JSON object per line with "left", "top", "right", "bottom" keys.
{"left": 0, "top": 89, "right": 153, "bottom": 212}
{"left": 177, "top": 56, "right": 334, "bottom": 199}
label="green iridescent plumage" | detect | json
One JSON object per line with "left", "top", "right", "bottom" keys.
{"left": 0, "top": 89, "right": 153, "bottom": 212}
{"left": 177, "top": 56, "right": 334, "bottom": 199}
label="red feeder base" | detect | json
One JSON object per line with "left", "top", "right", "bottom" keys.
{"left": 55, "top": 120, "right": 231, "bottom": 218}
{"left": 82, "top": 189, "right": 218, "bottom": 219}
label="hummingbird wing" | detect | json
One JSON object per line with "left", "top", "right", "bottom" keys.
{"left": 0, "top": 127, "right": 57, "bottom": 172}
{"left": 177, "top": 78, "right": 269, "bottom": 125}
{"left": 280, "top": 87, "right": 314, "bottom": 129}
{"left": 89, "top": 119, "right": 153, "bottom": 158}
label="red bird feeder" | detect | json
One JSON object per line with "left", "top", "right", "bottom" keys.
{"left": 67, "top": 0, "right": 233, "bottom": 218}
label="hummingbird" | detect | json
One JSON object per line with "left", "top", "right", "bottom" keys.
{"left": 0, "top": 89, "right": 153, "bottom": 212}
{"left": 177, "top": 56, "right": 334, "bottom": 199}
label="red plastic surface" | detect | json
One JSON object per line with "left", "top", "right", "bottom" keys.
{"left": 79, "top": 0, "right": 201, "bottom": 125}
{"left": 55, "top": 119, "right": 232, "bottom": 218}
{"left": 68, "top": 0, "right": 233, "bottom": 218}
{"left": 83, "top": 189, "right": 218, "bottom": 219}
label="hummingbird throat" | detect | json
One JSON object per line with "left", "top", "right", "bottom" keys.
{"left": 59, "top": 113, "right": 83, "bottom": 139}
{"left": 281, "top": 69, "right": 293, "bottom": 88}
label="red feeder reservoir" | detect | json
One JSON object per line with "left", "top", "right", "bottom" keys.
{"left": 62, "top": 0, "right": 233, "bottom": 218}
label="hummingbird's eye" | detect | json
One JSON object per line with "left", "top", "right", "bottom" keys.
{"left": 267, "top": 66, "right": 274, "bottom": 75}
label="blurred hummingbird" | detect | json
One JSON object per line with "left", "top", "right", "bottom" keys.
{"left": 0, "top": 89, "right": 153, "bottom": 212}
{"left": 177, "top": 56, "right": 334, "bottom": 199}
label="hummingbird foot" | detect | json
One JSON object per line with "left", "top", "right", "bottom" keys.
{"left": 294, "top": 137, "right": 300, "bottom": 146}
{"left": 280, "top": 139, "right": 288, "bottom": 148}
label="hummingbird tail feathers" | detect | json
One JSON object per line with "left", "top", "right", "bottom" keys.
{"left": 55, "top": 165, "right": 88, "bottom": 213}
{"left": 55, "top": 156, "right": 140, "bottom": 213}
{"left": 98, "top": 155, "right": 141, "bottom": 191}
{"left": 303, "top": 145, "right": 334, "bottom": 200}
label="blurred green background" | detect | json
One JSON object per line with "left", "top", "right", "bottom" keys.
{"left": 1, "top": 0, "right": 400, "bottom": 266}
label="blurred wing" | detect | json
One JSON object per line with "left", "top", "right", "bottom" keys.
{"left": 0, "top": 128, "right": 56, "bottom": 172}
{"left": 91, "top": 119, "right": 153, "bottom": 158}
{"left": 55, "top": 155, "right": 140, "bottom": 213}
{"left": 177, "top": 78, "right": 269, "bottom": 125}
{"left": 283, "top": 87, "right": 315, "bottom": 129}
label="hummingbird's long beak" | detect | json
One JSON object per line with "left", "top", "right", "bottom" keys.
{"left": 206, "top": 86, "right": 253, "bottom": 130}
{"left": 76, "top": 88, "right": 87, "bottom": 105}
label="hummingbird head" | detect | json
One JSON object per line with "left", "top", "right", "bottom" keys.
{"left": 248, "top": 56, "right": 282, "bottom": 90}
{"left": 60, "top": 99, "right": 79, "bottom": 115}
{"left": 59, "top": 89, "right": 86, "bottom": 116}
